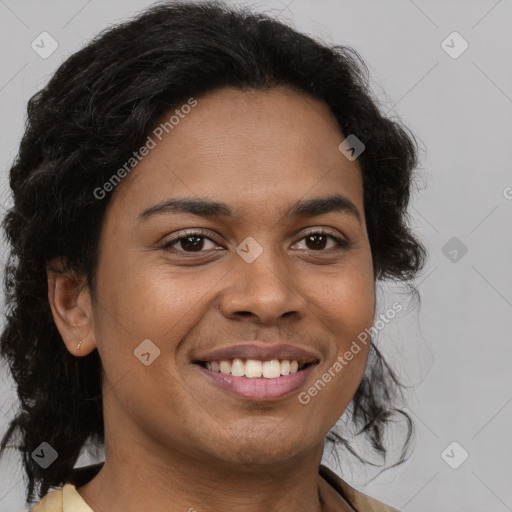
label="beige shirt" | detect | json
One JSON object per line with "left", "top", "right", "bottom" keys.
{"left": 30, "top": 464, "right": 400, "bottom": 512}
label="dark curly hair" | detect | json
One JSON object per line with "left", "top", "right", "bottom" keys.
{"left": 0, "top": 0, "right": 427, "bottom": 505}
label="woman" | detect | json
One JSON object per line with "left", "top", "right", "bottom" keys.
{"left": 0, "top": 2, "right": 426, "bottom": 511}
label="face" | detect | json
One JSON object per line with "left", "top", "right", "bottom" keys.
{"left": 65, "top": 86, "right": 375, "bottom": 468}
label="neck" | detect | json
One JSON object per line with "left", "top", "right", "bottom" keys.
{"left": 77, "top": 431, "right": 331, "bottom": 512}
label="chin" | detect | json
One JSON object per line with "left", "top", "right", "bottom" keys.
{"left": 207, "top": 436, "right": 310, "bottom": 467}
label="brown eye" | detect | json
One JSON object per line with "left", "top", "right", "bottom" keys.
{"left": 177, "top": 236, "right": 207, "bottom": 252}
{"left": 294, "top": 230, "right": 349, "bottom": 252}
{"left": 162, "top": 229, "right": 220, "bottom": 254}
{"left": 304, "top": 233, "right": 329, "bottom": 250}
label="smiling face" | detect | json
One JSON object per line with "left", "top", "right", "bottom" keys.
{"left": 58, "top": 86, "right": 376, "bottom": 469}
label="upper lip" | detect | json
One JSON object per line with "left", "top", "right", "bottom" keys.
{"left": 193, "top": 342, "right": 320, "bottom": 364}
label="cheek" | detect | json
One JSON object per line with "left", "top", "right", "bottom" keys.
{"left": 307, "top": 259, "right": 375, "bottom": 344}
{"left": 297, "top": 263, "right": 374, "bottom": 427}
{"left": 90, "top": 262, "right": 198, "bottom": 415}
{"left": 93, "top": 256, "right": 225, "bottom": 352}
{"left": 312, "top": 280, "right": 374, "bottom": 395}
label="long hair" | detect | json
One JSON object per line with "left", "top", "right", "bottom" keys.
{"left": 0, "top": 1, "right": 427, "bottom": 504}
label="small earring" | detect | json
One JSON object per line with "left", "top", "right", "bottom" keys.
{"left": 77, "top": 340, "right": 83, "bottom": 350}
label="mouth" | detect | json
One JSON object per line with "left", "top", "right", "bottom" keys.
{"left": 193, "top": 358, "right": 319, "bottom": 401}
{"left": 195, "top": 358, "right": 315, "bottom": 378}
{"left": 191, "top": 342, "right": 321, "bottom": 401}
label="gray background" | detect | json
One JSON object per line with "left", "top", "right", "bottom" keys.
{"left": 1, "top": 0, "right": 511, "bottom": 510}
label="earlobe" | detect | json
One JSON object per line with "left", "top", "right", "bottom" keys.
{"left": 46, "top": 259, "right": 96, "bottom": 357}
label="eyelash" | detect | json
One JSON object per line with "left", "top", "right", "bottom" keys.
{"left": 161, "top": 228, "right": 350, "bottom": 255}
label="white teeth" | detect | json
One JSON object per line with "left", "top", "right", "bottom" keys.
{"left": 204, "top": 358, "right": 306, "bottom": 378}
{"left": 280, "top": 360, "right": 290, "bottom": 375}
{"left": 231, "top": 358, "right": 245, "bottom": 377}
{"left": 245, "top": 359, "right": 263, "bottom": 378}
{"left": 219, "top": 360, "right": 232, "bottom": 374}
{"left": 262, "top": 360, "right": 281, "bottom": 378}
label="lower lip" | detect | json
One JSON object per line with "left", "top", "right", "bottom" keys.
{"left": 195, "top": 363, "right": 317, "bottom": 401}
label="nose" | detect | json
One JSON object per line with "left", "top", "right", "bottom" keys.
{"left": 219, "top": 246, "right": 307, "bottom": 325}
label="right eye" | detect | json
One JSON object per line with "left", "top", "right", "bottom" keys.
{"left": 161, "top": 229, "right": 223, "bottom": 254}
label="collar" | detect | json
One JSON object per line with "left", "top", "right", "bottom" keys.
{"left": 32, "top": 462, "right": 400, "bottom": 512}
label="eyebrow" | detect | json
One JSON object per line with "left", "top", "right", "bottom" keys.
{"left": 138, "top": 194, "right": 362, "bottom": 224}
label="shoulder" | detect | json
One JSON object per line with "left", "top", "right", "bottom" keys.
{"left": 30, "top": 484, "right": 93, "bottom": 512}
{"left": 30, "top": 487, "right": 63, "bottom": 512}
{"left": 319, "top": 464, "right": 401, "bottom": 512}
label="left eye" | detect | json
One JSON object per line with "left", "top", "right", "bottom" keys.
{"left": 293, "top": 232, "right": 349, "bottom": 251}
{"left": 162, "top": 230, "right": 348, "bottom": 253}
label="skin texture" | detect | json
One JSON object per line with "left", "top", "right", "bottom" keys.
{"left": 47, "top": 86, "right": 375, "bottom": 512}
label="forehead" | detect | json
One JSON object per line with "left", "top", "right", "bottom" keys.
{"left": 108, "top": 86, "right": 364, "bottom": 220}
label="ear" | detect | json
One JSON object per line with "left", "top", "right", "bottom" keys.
{"left": 46, "top": 258, "right": 96, "bottom": 357}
